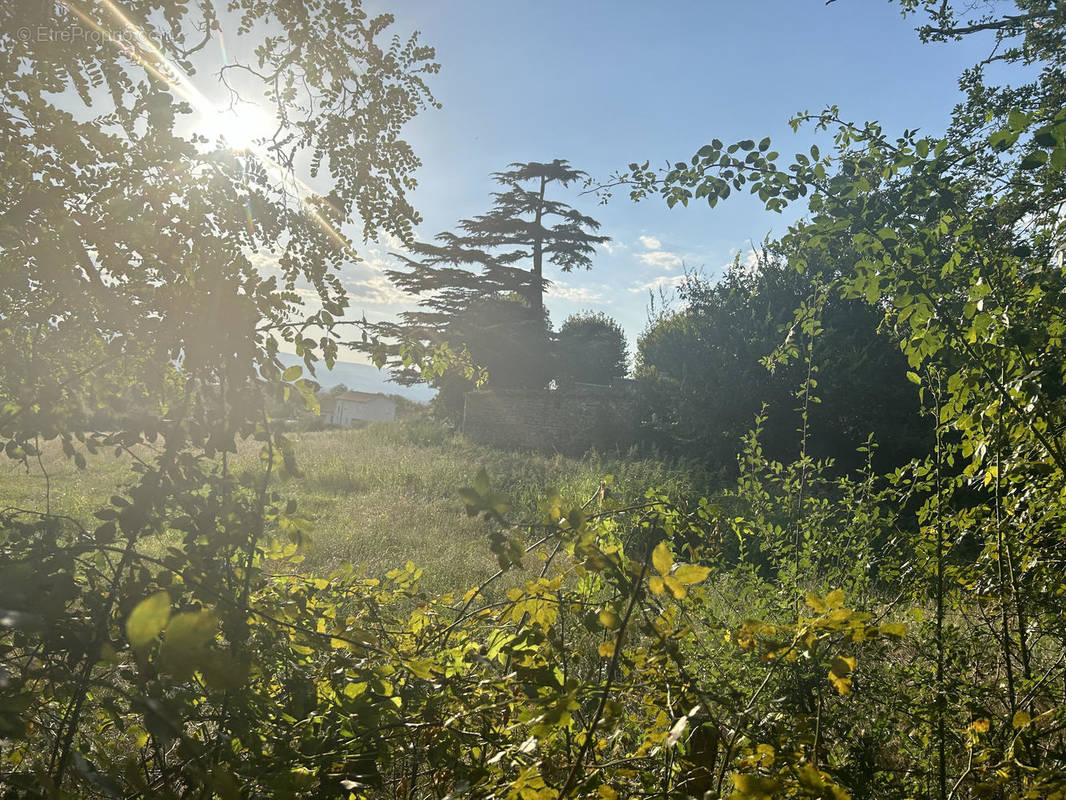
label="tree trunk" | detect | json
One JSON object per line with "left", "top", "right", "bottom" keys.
{"left": 531, "top": 174, "right": 546, "bottom": 317}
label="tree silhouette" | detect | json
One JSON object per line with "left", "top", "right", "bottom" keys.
{"left": 357, "top": 160, "right": 607, "bottom": 400}
{"left": 556, "top": 311, "right": 628, "bottom": 386}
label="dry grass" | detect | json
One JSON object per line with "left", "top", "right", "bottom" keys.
{"left": 0, "top": 419, "right": 701, "bottom": 593}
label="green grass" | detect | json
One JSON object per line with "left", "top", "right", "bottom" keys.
{"left": 0, "top": 419, "right": 704, "bottom": 593}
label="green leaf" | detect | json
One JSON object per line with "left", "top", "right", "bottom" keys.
{"left": 159, "top": 610, "right": 217, "bottom": 678}
{"left": 126, "top": 591, "right": 170, "bottom": 649}
{"left": 473, "top": 467, "right": 490, "bottom": 496}
{"left": 1008, "top": 108, "right": 1032, "bottom": 131}
{"left": 906, "top": 371, "right": 921, "bottom": 385}
{"left": 564, "top": 508, "right": 587, "bottom": 531}
{"left": 211, "top": 766, "right": 242, "bottom": 800}
{"left": 1020, "top": 150, "right": 1048, "bottom": 170}
{"left": 458, "top": 488, "right": 482, "bottom": 508}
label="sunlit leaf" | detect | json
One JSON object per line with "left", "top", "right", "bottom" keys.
{"left": 674, "top": 564, "right": 710, "bottom": 585}
{"left": 126, "top": 592, "right": 171, "bottom": 649}
{"left": 652, "top": 542, "right": 672, "bottom": 576}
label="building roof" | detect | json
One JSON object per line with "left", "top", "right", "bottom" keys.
{"left": 335, "top": 390, "right": 393, "bottom": 403}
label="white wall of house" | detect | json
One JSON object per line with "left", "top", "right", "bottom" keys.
{"left": 327, "top": 396, "right": 396, "bottom": 424}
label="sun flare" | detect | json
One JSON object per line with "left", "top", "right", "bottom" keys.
{"left": 197, "top": 103, "right": 277, "bottom": 152}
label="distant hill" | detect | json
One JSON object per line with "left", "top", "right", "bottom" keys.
{"left": 278, "top": 352, "right": 435, "bottom": 403}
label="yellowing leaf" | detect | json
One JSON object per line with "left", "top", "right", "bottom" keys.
{"left": 126, "top": 591, "right": 170, "bottom": 649}
{"left": 598, "top": 640, "right": 616, "bottom": 658}
{"left": 829, "top": 673, "right": 852, "bottom": 695}
{"left": 732, "top": 773, "right": 783, "bottom": 797}
{"left": 598, "top": 609, "right": 621, "bottom": 630}
{"left": 649, "top": 576, "right": 666, "bottom": 595}
{"left": 674, "top": 564, "right": 711, "bottom": 585}
{"left": 664, "top": 575, "right": 688, "bottom": 599}
{"left": 406, "top": 659, "right": 435, "bottom": 680}
{"left": 806, "top": 593, "right": 827, "bottom": 613}
{"left": 343, "top": 682, "right": 367, "bottom": 699}
{"left": 652, "top": 542, "right": 673, "bottom": 576}
{"left": 829, "top": 655, "right": 856, "bottom": 695}
{"left": 1012, "top": 710, "right": 1031, "bottom": 728}
{"left": 830, "top": 655, "right": 856, "bottom": 675}
{"left": 880, "top": 622, "right": 907, "bottom": 638}
{"left": 755, "top": 743, "right": 775, "bottom": 766}
{"left": 825, "top": 588, "right": 845, "bottom": 609}
{"left": 127, "top": 725, "right": 149, "bottom": 748}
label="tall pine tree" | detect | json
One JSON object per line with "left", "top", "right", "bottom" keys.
{"left": 356, "top": 159, "right": 608, "bottom": 408}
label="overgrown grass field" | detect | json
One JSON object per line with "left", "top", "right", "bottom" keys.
{"left": 0, "top": 419, "right": 704, "bottom": 591}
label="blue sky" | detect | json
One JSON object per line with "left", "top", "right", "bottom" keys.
{"left": 334, "top": 0, "right": 1000, "bottom": 362}
{"left": 68, "top": 0, "right": 1003, "bottom": 373}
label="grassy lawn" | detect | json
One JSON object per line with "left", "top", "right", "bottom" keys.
{"left": 0, "top": 419, "right": 703, "bottom": 592}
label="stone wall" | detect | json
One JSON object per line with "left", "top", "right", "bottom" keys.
{"left": 462, "top": 385, "right": 636, "bottom": 454}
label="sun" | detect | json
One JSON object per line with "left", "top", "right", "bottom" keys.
{"left": 197, "top": 102, "right": 276, "bottom": 152}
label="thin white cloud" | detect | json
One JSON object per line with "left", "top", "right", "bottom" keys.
{"left": 629, "top": 275, "right": 686, "bottom": 293}
{"left": 638, "top": 250, "right": 684, "bottom": 271}
{"left": 721, "top": 248, "right": 762, "bottom": 276}
{"left": 375, "top": 231, "right": 408, "bottom": 251}
{"left": 343, "top": 273, "right": 409, "bottom": 305}
{"left": 635, "top": 234, "right": 684, "bottom": 270}
{"left": 247, "top": 249, "right": 282, "bottom": 272}
{"left": 742, "top": 248, "right": 761, "bottom": 272}
{"left": 548, "top": 280, "right": 606, "bottom": 303}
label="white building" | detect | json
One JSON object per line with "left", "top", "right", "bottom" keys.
{"left": 319, "top": 391, "right": 397, "bottom": 425}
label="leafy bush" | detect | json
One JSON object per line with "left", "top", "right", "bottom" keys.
{"left": 635, "top": 248, "right": 930, "bottom": 474}
{"left": 556, "top": 312, "right": 629, "bottom": 387}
